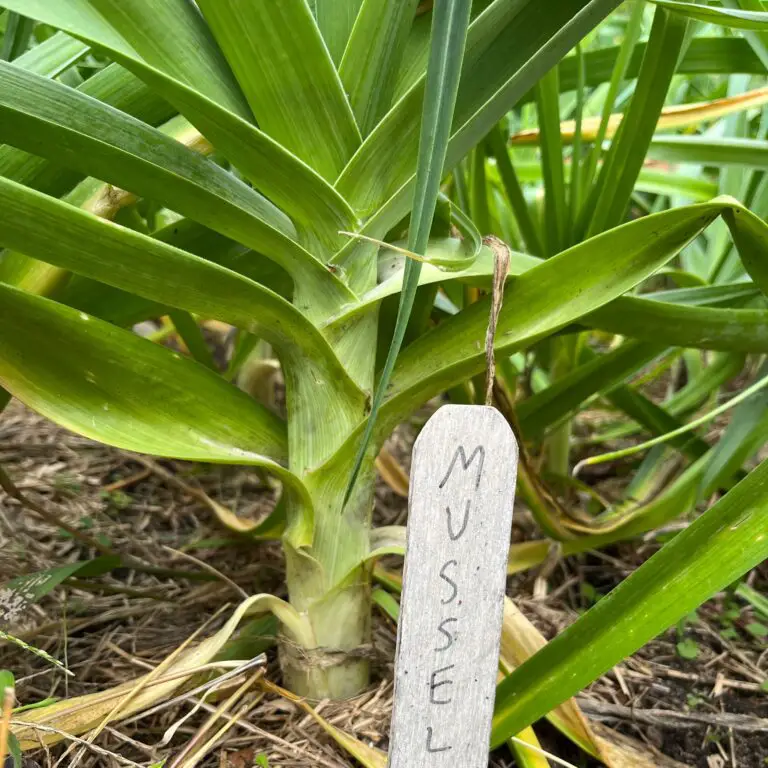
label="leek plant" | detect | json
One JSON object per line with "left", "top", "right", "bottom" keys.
{"left": 0, "top": 1, "right": 768, "bottom": 728}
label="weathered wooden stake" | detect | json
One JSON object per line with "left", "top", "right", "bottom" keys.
{"left": 388, "top": 404, "right": 518, "bottom": 767}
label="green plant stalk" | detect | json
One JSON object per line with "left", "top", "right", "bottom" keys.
{"left": 536, "top": 57, "right": 576, "bottom": 479}
{"left": 0, "top": 11, "right": 34, "bottom": 62}
{"left": 488, "top": 126, "right": 544, "bottom": 256}
{"left": 535, "top": 66, "right": 567, "bottom": 256}
{"left": 735, "top": 582, "right": 768, "bottom": 619}
{"left": 278, "top": 286, "right": 378, "bottom": 699}
{"left": 470, "top": 142, "right": 491, "bottom": 234}
{"left": 586, "top": 6, "right": 689, "bottom": 237}
{"left": 567, "top": 43, "right": 586, "bottom": 245}
{"left": 579, "top": 0, "right": 645, "bottom": 200}
{"left": 546, "top": 335, "right": 581, "bottom": 478}
{"left": 279, "top": 420, "right": 378, "bottom": 698}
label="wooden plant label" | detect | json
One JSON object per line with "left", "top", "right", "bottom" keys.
{"left": 388, "top": 404, "right": 518, "bottom": 767}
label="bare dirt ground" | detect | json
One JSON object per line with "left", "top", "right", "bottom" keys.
{"left": 1, "top": 400, "right": 766, "bottom": 768}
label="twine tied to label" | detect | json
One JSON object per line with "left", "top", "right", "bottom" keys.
{"left": 483, "top": 235, "right": 511, "bottom": 406}
{"left": 279, "top": 635, "right": 378, "bottom": 671}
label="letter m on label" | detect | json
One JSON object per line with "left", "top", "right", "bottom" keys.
{"left": 438, "top": 445, "right": 485, "bottom": 490}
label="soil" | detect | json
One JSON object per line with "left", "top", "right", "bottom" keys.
{"left": 1, "top": 399, "right": 767, "bottom": 767}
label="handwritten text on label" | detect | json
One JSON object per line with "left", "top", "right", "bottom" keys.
{"left": 388, "top": 405, "right": 518, "bottom": 767}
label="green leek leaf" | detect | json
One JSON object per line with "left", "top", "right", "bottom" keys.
{"left": 491, "top": 458, "right": 768, "bottom": 746}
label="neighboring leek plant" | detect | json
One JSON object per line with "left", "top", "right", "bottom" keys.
{"left": 1, "top": 1, "right": 768, "bottom": 732}
{"left": 452, "top": 0, "right": 768, "bottom": 569}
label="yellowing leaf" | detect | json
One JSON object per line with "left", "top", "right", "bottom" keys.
{"left": 11, "top": 596, "right": 308, "bottom": 750}
{"left": 510, "top": 86, "right": 768, "bottom": 146}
